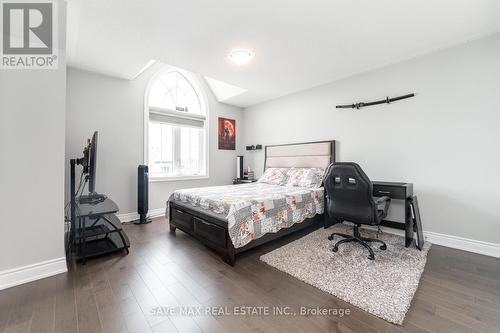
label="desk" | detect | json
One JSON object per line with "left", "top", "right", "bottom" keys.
{"left": 372, "top": 181, "right": 423, "bottom": 250}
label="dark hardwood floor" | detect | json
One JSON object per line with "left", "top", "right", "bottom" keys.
{"left": 1, "top": 217, "right": 499, "bottom": 333}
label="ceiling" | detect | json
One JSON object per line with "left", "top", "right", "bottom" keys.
{"left": 67, "top": 0, "right": 500, "bottom": 108}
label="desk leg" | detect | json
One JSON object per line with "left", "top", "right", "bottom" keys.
{"left": 411, "top": 196, "right": 424, "bottom": 250}
{"left": 405, "top": 197, "right": 414, "bottom": 248}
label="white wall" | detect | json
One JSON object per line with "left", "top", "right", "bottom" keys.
{"left": 66, "top": 63, "right": 244, "bottom": 215}
{"left": 244, "top": 34, "right": 500, "bottom": 245}
{"left": 0, "top": 1, "right": 67, "bottom": 282}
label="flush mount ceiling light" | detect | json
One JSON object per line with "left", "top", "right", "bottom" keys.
{"left": 228, "top": 49, "right": 254, "bottom": 65}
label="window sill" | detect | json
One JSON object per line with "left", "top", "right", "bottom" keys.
{"left": 149, "top": 175, "right": 209, "bottom": 182}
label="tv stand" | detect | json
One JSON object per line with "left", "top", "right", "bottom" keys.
{"left": 68, "top": 159, "right": 130, "bottom": 264}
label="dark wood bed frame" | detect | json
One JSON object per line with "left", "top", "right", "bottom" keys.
{"left": 168, "top": 140, "right": 336, "bottom": 265}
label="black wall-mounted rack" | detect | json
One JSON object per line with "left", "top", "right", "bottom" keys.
{"left": 246, "top": 145, "right": 262, "bottom": 151}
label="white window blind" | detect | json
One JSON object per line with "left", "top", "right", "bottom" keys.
{"left": 149, "top": 107, "right": 205, "bottom": 128}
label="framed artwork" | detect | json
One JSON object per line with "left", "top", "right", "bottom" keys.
{"left": 218, "top": 117, "right": 236, "bottom": 150}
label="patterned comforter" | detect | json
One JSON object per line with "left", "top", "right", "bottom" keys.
{"left": 169, "top": 183, "right": 324, "bottom": 248}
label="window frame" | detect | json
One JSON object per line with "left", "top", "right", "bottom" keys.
{"left": 144, "top": 66, "right": 209, "bottom": 182}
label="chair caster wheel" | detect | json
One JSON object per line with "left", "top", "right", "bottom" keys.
{"left": 332, "top": 247, "right": 338, "bottom": 252}
{"left": 328, "top": 235, "right": 333, "bottom": 241}
{"left": 380, "top": 244, "right": 387, "bottom": 250}
{"left": 368, "top": 255, "right": 375, "bottom": 260}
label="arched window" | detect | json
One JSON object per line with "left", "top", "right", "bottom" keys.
{"left": 145, "top": 69, "right": 208, "bottom": 180}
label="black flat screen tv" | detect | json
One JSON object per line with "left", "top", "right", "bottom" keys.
{"left": 88, "top": 131, "right": 98, "bottom": 194}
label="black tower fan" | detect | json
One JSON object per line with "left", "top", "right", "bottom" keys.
{"left": 134, "top": 165, "right": 152, "bottom": 224}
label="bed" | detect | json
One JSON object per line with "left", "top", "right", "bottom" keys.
{"left": 167, "top": 140, "right": 336, "bottom": 265}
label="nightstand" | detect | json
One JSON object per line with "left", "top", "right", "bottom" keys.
{"left": 232, "top": 179, "right": 257, "bottom": 185}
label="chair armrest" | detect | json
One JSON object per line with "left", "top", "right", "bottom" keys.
{"left": 375, "top": 196, "right": 391, "bottom": 218}
{"left": 375, "top": 196, "right": 391, "bottom": 204}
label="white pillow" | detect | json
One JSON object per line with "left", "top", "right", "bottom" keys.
{"left": 286, "top": 167, "right": 325, "bottom": 188}
{"left": 258, "top": 168, "right": 289, "bottom": 185}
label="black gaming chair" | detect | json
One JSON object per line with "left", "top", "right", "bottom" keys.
{"left": 323, "top": 162, "right": 391, "bottom": 260}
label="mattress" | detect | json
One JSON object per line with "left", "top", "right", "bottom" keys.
{"left": 169, "top": 183, "right": 324, "bottom": 248}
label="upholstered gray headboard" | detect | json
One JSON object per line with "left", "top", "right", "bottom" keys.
{"left": 264, "top": 140, "right": 336, "bottom": 170}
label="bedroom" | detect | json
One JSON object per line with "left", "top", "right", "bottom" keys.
{"left": 1, "top": 0, "right": 500, "bottom": 332}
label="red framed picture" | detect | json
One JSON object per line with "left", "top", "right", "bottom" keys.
{"left": 218, "top": 117, "right": 236, "bottom": 150}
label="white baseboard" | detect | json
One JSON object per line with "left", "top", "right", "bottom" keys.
{"left": 116, "top": 211, "right": 139, "bottom": 223}
{"left": 423, "top": 231, "right": 500, "bottom": 258}
{"left": 364, "top": 225, "right": 500, "bottom": 258}
{"left": 0, "top": 257, "right": 67, "bottom": 291}
{"left": 117, "top": 208, "right": 165, "bottom": 223}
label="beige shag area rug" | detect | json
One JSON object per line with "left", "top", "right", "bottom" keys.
{"left": 260, "top": 224, "right": 431, "bottom": 324}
